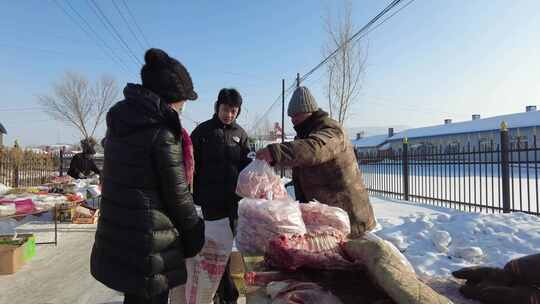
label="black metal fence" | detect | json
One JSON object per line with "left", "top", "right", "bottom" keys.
{"left": 358, "top": 127, "right": 540, "bottom": 215}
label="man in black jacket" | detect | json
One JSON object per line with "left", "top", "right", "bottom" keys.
{"left": 191, "top": 88, "right": 250, "bottom": 304}
{"left": 90, "top": 48, "right": 205, "bottom": 304}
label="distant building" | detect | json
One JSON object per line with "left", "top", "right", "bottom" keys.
{"left": 352, "top": 128, "right": 394, "bottom": 155}
{"left": 355, "top": 106, "right": 540, "bottom": 155}
{"left": 0, "top": 122, "right": 6, "bottom": 147}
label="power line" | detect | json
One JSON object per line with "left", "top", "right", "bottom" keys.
{"left": 54, "top": 0, "right": 132, "bottom": 74}
{"left": 300, "top": 0, "right": 405, "bottom": 83}
{"left": 250, "top": 0, "right": 415, "bottom": 133}
{"left": 248, "top": 85, "right": 296, "bottom": 134}
{"left": 111, "top": 0, "right": 146, "bottom": 52}
{"left": 87, "top": 0, "right": 143, "bottom": 66}
{"left": 252, "top": 0, "right": 414, "bottom": 131}
{"left": 120, "top": 0, "right": 151, "bottom": 48}
{"left": 359, "top": 0, "right": 415, "bottom": 39}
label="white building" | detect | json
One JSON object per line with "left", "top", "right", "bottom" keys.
{"left": 354, "top": 106, "right": 540, "bottom": 155}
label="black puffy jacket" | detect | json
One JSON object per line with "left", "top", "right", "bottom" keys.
{"left": 90, "top": 84, "right": 204, "bottom": 297}
{"left": 191, "top": 115, "right": 250, "bottom": 220}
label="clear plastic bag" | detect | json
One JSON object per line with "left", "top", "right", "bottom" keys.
{"left": 236, "top": 198, "right": 307, "bottom": 254}
{"left": 300, "top": 201, "right": 351, "bottom": 236}
{"left": 235, "top": 159, "right": 288, "bottom": 200}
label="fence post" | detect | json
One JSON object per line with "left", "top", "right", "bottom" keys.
{"left": 500, "top": 122, "right": 511, "bottom": 213}
{"left": 13, "top": 162, "right": 19, "bottom": 188}
{"left": 402, "top": 138, "right": 410, "bottom": 201}
{"left": 59, "top": 147, "right": 64, "bottom": 176}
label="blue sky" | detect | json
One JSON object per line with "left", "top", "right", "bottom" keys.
{"left": 1, "top": 0, "right": 539, "bottom": 146}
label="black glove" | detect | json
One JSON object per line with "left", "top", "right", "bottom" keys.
{"left": 461, "top": 283, "right": 540, "bottom": 304}
{"left": 453, "top": 266, "right": 540, "bottom": 304}
{"left": 453, "top": 266, "right": 513, "bottom": 285}
{"left": 182, "top": 217, "right": 205, "bottom": 258}
{"left": 505, "top": 253, "right": 540, "bottom": 285}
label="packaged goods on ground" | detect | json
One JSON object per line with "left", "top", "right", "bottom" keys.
{"left": 265, "top": 227, "right": 354, "bottom": 271}
{"left": 236, "top": 198, "right": 306, "bottom": 254}
{"left": 300, "top": 201, "right": 351, "bottom": 236}
{"left": 0, "top": 203, "right": 15, "bottom": 216}
{"left": 267, "top": 280, "right": 343, "bottom": 304}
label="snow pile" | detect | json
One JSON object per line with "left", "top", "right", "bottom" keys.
{"left": 371, "top": 196, "right": 540, "bottom": 278}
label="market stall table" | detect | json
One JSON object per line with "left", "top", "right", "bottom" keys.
{"left": 0, "top": 205, "right": 58, "bottom": 246}
{"left": 0, "top": 190, "right": 95, "bottom": 246}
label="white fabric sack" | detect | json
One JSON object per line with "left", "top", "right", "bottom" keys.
{"left": 87, "top": 185, "right": 101, "bottom": 198}
{"left": 366, "top": 232, "right": 415, "bottom": 274}
{"left": 170, "top": 218, "right": 234, "bottom": 304}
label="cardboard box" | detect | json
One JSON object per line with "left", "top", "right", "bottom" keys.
{"left": 229, "top": 251, "right": 245, "bottom": 275}
{"left": 72, "top": 206, "right": 99, "bottom": 224}
{"left": 55, "top": 201, "right": 78, "bottom": 222}
{"left": 0, "top": 234, "right": 36, "bottom": 274}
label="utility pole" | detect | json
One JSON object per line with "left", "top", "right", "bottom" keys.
{"left": 281, "top": 79, "right": 285, "bottom": 178}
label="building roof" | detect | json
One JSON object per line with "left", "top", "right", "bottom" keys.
{"left": 352, "top": 134, "right": 388, "bottom": 148}
{"left": 389, "top": 110, "right": 540, "bottom": 141}
{"left": 0, "top": 122, "right": 6, "bottom": 134}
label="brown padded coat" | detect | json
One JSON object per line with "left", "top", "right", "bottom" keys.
{"left": 267, "top": 110, "right": 376, "bottom": 236}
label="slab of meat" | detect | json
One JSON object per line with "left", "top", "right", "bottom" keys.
{"left": 300, "top": 201, "right": 351, "bottom": 236}
{"left": 245, "top": 271, "right": 299, "bottom": 287}
{"left": 265, "top": 227, "right": 355, "bottom": 271}
{"left": 236, "top": 159, "right": 289, "bottom": 200}
{"left": 267, "top": 280, "right": 344, "bottom": 304}
{"left": 237, "top": 198, "right": 307, "bottom": 254}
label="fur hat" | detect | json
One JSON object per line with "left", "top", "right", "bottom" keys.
{"left": 141, "top": 48, "right": 197, "bottom": 103}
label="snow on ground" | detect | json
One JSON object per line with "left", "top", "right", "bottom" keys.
{"left": 371, "top": 195, "right": 540, "bottom": 278}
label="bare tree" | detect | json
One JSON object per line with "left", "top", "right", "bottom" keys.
{"left": 38, "top": 72, "right": 119, "bottom": 139}
{"left": 324, "top": 0, "right": 368, "bottom": 125}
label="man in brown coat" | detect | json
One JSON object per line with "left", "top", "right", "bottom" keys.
{"left": 256, "top": 86, "right": 376, "bottom": 237}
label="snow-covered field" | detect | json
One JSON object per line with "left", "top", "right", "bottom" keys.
{"left": 371, "top": 196, "right": 540, "bottom": 277}
{"left": 1, "top": 195, "right": 539, "bottom": 303}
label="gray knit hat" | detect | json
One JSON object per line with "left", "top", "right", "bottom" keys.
{"left": 287, "top": 86, "right": 319, "bottom": 116}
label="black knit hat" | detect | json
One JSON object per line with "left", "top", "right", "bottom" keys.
{"left": 141, "top": 48, "right": 198, "bottom": 103}
{"left": 214, "top": 88, "right": 242, "bottom": 117}
{"left": 81, "top": 137, "right": 96, "bottom": 155}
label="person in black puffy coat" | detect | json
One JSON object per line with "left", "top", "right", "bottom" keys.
{"left": 90, "top": 48, "right": 205, "bottom": 304}
{"left": 191, "top": 88, "right": 251, "bottom": 304}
